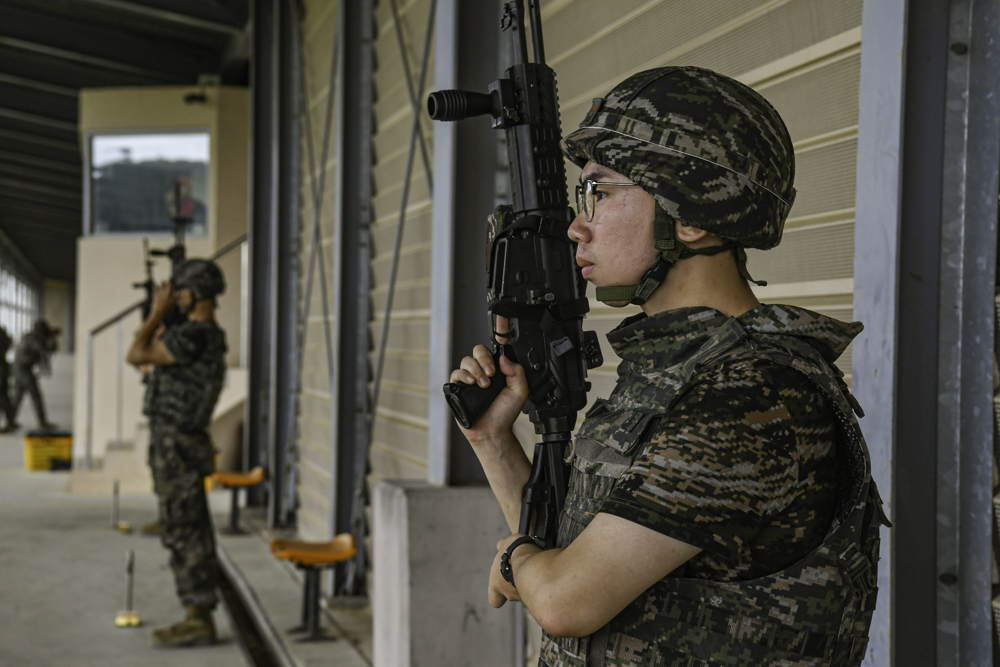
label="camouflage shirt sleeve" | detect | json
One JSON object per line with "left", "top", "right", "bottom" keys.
{"left": 601, "top": 359, "right": 820, "bottom": 563}
{"left": 162, "top": 323, "right": 206, "bottom": 367}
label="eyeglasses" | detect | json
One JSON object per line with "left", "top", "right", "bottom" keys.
{"left": 574, "top": 179, "right": 642, "bottom": 221}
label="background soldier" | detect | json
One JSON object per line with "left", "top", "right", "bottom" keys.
{"left": 126, "top": 258, "right": 227, "bottom": 648}
{"left": 451, "top": 67, "right": 887, "bottom": 665}
{"left": 12, "top": 319, "right": 59, "bottom": 430}
{"left": 0, "top": 324, "right": 17, "bottom": 431}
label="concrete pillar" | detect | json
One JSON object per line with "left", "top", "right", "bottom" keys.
{"left": 373, "top": 480, "right": 517, "bottom": 667}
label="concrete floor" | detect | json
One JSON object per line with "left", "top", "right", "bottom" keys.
{"left": 0, "top": 354, "right": 248, "bottom": 666}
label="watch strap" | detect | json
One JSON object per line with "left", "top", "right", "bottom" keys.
{"left": 499, "top": 535, "right": 546, "bottom": 587}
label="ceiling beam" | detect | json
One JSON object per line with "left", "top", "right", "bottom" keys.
{"left": 69, "top": 0, "right": 243, "bottom": 36}
{"left": 0, "top": 128, "right": 79, "bottom": 153}
{"left": 0, "top": 150, "right": 81, "bottom": 175}
{"left": 0, "top": 190, "right": 80, "bottom": 213}
{"left": 0, "top": 162, "right": 80, "bottom": 190}
{"left": 0, "top": 205, "right": 78, "bottom": 228}
{"left": 0, "top": 107, "right": 77, "bottom": 132}
{"left": 0, "top": 35, "right": 180, "bottom": 83}
{"left": 0, "top": 178, "right": 81, "bottom": 204}
{"left": 0, "top": 72, "right": 77, "bottom": 97}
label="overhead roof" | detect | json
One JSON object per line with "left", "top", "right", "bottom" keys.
{"left": 0, "top": 0, "right": 249, "bottom": 283}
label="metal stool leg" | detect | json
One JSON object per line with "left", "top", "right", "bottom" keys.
{"left": 297, "top": 568, "right": 335, "bottom": 642}
{"left": 289, "top": 567, "right": 312, "bottom": 633}
{"left": 229, "top": 487, "right": 240, "bottom": 533}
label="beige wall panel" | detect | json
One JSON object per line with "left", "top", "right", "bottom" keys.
{"left": 369, "top": 445, "right": 427, "bottom": 482}
{"left": 296, "top": 0, "right": 340, "bottom": 540}
{"left": 367, "top": 0, "right": 435, "bottom": 484}
{"left": 371, "top": 243, "right": 432, "bottom": 286}
{"left": 372, "top": 114, "right": 435, "bottom": 173}
{"left": 378, "top": 383, "right": 429, "bottom": 419}
{"left": 370, "top": 280, "right": 431, "bottom": 314}
{"left": 786, "top": 139, "right": 858, "bottom": 217}
{"left": 299, "top": 392, "right": 332, "bottom": 422}
{"left": 748, "top": 222, "right": 854, "bottom": 284}
{"left": 370, "top": 352, "right": 429, "bottom": 389}
{"left": 372, "top": 185, "right": 432, "bottom": 227}
{"left": 372, "top": 209, "right": 433, "bottom": 250}
{"left": 373, "top": 413, "right": 429, "bottom": 453}
{"left": 372, "top": 317, "right": 430, "bottom": 351}
{"left": 757, "top": 53, "right": 861, "bottom": 142}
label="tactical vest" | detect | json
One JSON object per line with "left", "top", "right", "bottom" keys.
{"left": 539, "top": 317, "right": 889, "bottom": 667}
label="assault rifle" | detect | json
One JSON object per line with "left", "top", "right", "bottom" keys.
{"left": 429, "top": 0, "right": 603, "bottom": 547}
{"left": 132, "top": 179, "right": 192, "bottom": 325}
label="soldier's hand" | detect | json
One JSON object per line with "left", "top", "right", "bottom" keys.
{"left": 449, "top": 347, "right": 528, "bottom": 445}
{"left": 151, "top": 281, "right": 175, "bottom": 319}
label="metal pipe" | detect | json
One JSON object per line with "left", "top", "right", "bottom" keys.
{"left": 345, "top": 0, "right": 436, "bottom": 596}
{"left": 85, "top": 332, "right": 94, "bottom": 469}
{"left": 115, "top": 319, "right": 123, "bottom": 448}
{"left": 111, "top": 479, "right": 119, "bottom": 528}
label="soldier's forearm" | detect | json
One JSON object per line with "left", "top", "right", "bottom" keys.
{"left": 471, "top": 431, "right": 532, "bottom": 533}
{"left": 126, "top": 312, "right": 163, "bottom": 365}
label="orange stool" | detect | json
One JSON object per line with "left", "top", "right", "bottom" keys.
{"left": 211, "top": 467, "right": 265, "bottom": 534}
{"left": 271, "top": 533, "right": 357, "bottom": 641}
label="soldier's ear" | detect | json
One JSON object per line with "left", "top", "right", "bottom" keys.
{"left": 674, "top": 220, "right": 709, "bottom": 244}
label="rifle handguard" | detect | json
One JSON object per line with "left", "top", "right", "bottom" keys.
{"left": 443, "top": 348, "right": 507, "bottom": 429}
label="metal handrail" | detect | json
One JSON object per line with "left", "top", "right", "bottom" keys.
{"left": 84, "top": 234, "right": 249, "bottom": 468}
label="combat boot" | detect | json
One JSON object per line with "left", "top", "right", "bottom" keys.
{"left": 151, "top": 605, "right": 216, "bottom": 647}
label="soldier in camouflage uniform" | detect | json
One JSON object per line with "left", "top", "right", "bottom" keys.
{"left": 126, "top": 258, "right": 227, "bottom": 648}
{"left": 13, "top": 319, "right": 59, "bottom": 429}
{"left": 451, "top": 67, "right": 889, "bottom": 666}
{"left": 0, "top": 325, "right": 17, "bottom": 431}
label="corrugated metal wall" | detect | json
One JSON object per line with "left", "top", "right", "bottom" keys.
{"left": 296, "top": 0, "right": 339, "bottom": 541}
{"left": 368, "top": 0, "right": 436, "bottom": 483}
{"left": 539, "top": 0, "right": 863, "bottom": 402}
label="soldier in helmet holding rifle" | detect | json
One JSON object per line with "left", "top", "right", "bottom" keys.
{"left": 450, "top": 68, "right": 888, "bottom": 666}
{"left": 127, "top": 258, "right": 227, "bottom": 647}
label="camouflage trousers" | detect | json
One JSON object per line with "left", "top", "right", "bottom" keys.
{"left": 149, "top": 423, "right": 218, "bottom": 609}
{"left": 12, "top": 366, "right": 45, "bottom": 424}
{"left": 0, "top": 360, "right": 14, "bottom": 424}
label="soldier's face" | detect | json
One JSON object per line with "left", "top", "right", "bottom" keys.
{"left": 175, "top": 288, "right": 194, "bottom": 313}
{"left": 568, "top": 161, "right": 659, "bottom": 300}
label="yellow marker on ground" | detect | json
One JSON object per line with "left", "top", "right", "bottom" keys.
{"left": 116, "top": 549, "right": 141, "bottom": 628}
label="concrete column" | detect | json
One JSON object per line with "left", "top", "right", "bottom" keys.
{"left": 373, "top": 481, "right": 517, "bottom": 667}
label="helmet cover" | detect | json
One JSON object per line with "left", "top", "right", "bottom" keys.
{"left": 561, "top": 66, "right": 796, "bottom": 250}
{"left": 173, "top": 259, "right": 225, "bottom": 299}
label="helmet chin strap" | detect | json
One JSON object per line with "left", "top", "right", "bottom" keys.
{"left": 594, "top": 206, "right": 767, "bottom": 305}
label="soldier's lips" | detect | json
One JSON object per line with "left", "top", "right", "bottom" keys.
{"left": 577, "top": 257, "right": 594, "bottom": 279}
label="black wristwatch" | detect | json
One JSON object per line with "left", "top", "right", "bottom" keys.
{"left": 499, "top": 535, "right": 547, "bottom": 587}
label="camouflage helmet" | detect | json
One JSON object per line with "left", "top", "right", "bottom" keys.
{"left": 173, "top": 258, "right": 225, "bottom": 299}
{"left": 561, "top": 67, "right": 796, "bottom": 302}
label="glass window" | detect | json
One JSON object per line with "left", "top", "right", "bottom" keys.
{"left": 88, "top": 131, "right": 210, "bottom": 236}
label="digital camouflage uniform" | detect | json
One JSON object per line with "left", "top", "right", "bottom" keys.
{"left": 0, "top": 326, "right": 15, "bottom": 426}
{"left": 538, "top": 305, "right": 889, "bottom": 667}
{"left": 13, "top": 329, "right": 54, "bottom": 425}
{"left": 144, "top": 319, "right": 227, "bottom": 609}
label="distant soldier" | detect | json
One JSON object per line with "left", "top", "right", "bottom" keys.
{"left": 12, "top": 320, "right": 59, "bottom": 430}
{"left": 0, "top": 325, "right": 16, "bottom": 431}
{"left": 126, "top": 259, "right": 227, "bottom": 647}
